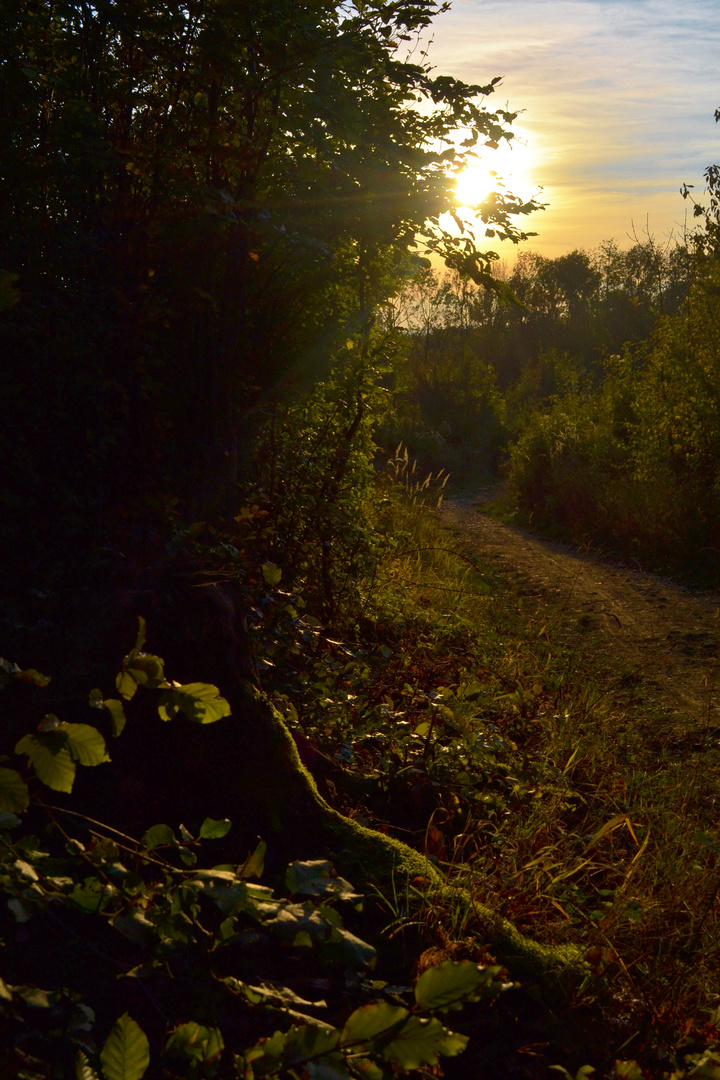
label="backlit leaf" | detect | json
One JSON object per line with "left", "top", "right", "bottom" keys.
{"left": 103, "top": 699, "right": 127, "bottom": 737}
{"left": 64, "top": 724, "right": 110, "bottom": 767}
{"left": 166, "top": 1021, "right": 224, "bottom": 1063}
{"left": 75, "top": 1050, "right": 100, "bottom": 1080}
{"left": 16, "top": 734, "right": 75, "bottom": 793}
{"left": 0, "top": 767, "right": 29, "bottom": 813}
{"left": 199, "top": 817, "right": 232, "bottom": 840}
{"left": 262, "top": 562, "right": 282, "bottom": 586}
{"left": 158, "top": 683, "right": 231, "bottom": 724}
{"left": 100, "top": 1014, "right": 150, "bottom": 1080}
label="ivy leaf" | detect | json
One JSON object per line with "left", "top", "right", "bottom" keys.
{"left": 199, "top": 817, "right": 232, "bottom": 840}
{"left": 64, "top": 724, "right": 110, "bottom": 767}
{"left": 16, "top": 734, "right": 76, "bottom": 793}
{"left": 157, "top": 683, "right": 231, "bottom": 724}
{"left": 414, "top": 961, "right": 504, "bottom": 1011}
{"left": 100, "top": 1014, "right": 150, "bottom": 1080}
{"left": 0, "top": 767, "right": 29, "bottom": 813}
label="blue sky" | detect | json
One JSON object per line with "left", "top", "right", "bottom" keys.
{"left": 427, "top": 0, "right": 720, "bottom": 256}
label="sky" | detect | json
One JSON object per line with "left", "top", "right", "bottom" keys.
{"left": 426, "top": 0, "right": 720, "bottom": 259}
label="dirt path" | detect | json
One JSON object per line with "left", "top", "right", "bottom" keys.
{"left": 442, "top": 492, "right": 720, "bottom": 733}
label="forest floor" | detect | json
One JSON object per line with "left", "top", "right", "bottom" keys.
{"left": 442, "top": 489, "right": 720, "bottom": 740}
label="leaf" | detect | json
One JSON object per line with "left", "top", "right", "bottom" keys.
{"left": 16, "top": 734, "right": 76, "bottom": 793}
{"left": 158, "top": 683, "right": 231, "bottom": 724}
{"left": 103, "top": 699, "right": 127, "bottom": 738}
{"left": 688, "top": 1054, "right": 720, "bottom": 1080}
{"left": 285, "top": 860, "right": 362, "bottom": 903}
{"left": 284, "top": 1025, "right": 340, "bottom": 1065}
{"left": 166, "top": 1021, "right": 224, "bottom": 1063}
{"left": 414, "top": 961, "right": 503, "bottom": 1012}
{"left": 142, "top": 823, "right": 177, "bottom": 850}
{"left": 262, "top": 562, "right": 283, "bottom": 586}
{"left": 100, "top": 1014, "right": 150, "bottom": 1080}
{"left": 341, "top": 1003, "right": 408, "bottom": 1047}
{"left": 64, "top": 724, "right": 111, "bottom": 767}
{"left": 76, "top": 1050, "right": 101, "bottom": 1080}
{"left": 116, "top": 670, "right": 138, "bottom": 701}
{"left": 199, "top": 817, "right": 232, "bottom": 840}
{"left": 0, "top": 767, "right": 29, "bottom": 813}
{"left": 239, "top": 839, "right": 266, "bottom": 879}
{"left": 15, "top": 667, "right": 51, "bottom": 687}
{"left": 380, "top": 1015, "right": 468, "bottom": 1070}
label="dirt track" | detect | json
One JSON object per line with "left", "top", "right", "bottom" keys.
{"left": 442, "top": 493, "right": 720, "bottom": 734}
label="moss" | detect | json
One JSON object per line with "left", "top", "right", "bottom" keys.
{"left": 264, "top": 695, "right": 586, "bottom": 986}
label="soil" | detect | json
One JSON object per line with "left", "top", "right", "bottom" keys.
{"left": 442, "top": 490, "right": 720, "bottom": 736}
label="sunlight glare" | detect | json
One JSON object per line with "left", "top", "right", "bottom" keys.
{"left": 454, "top": 134, "right": 537, "bottom": 209}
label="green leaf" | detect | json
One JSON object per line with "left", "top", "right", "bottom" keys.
{"left": 0, "top": 767, "right": 29, "bottom": 813}
{"left": 100, "top": 1014, "right": 150, "bottom": 1080}
{"left": 103, "top": 699, "right": 127, "bottom": 738}
{"left": 340, "top": 1003, "right": 408, "bottom": 1047}
{"left": 380, "top": 1015, "right": 468, "bottom": 1070}
{"left": 116, "top": 671, "right": 138, "bottom": 702}
{"left": 76, "top": 1050, "right": 101, "bottom": 1080}
{"left": 158, "top": 683, "right": 231, "bottom": 724}
{"left": 64, "top": 724, "right": 111, "bottom": 767}
{"left": 199, "top": 817, "right": 232, "bottom": 840}
{"left": 262, "top": 562, "right": 283, "bottom": 586}
{"left": 142, "top": 823, "right": 177, "bottom": 850}
{"left": 285, "top": 860, "right": 362, "bottom": 904}
{"left": 126, "top": 654, "right": 165, "bottom": 688}
{"left": 414, "top": 961, "right": 503, "bottom": 1011}
{"left": 166, "top": 1021, "right": 224, "bottom": 1063}
{"left": 284, "top": 1025, "right": 340, "bottom": 1065}
{"left": 241, "top": 1030, "right": 287, "bottom": 1077}
{"left": 239, "top": 840, "right": 266, "bottom": 879}
{"left": 16, "top": 734, "right": 75, "bottom": 793}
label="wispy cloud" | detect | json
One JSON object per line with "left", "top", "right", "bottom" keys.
{"left": 427, "top": 0, "right": 720, "bottom": 254}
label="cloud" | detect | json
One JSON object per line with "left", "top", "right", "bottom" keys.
{"left": 426, "top": 0, "right": 720, "bottom": 254}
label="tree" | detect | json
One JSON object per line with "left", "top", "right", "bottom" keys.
{"left": 0, "top": 0, "right": 540, "bottom": 560}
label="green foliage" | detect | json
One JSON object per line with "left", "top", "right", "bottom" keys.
{"left": 100, "top": 1015, "right": 150, "bottom": 1080}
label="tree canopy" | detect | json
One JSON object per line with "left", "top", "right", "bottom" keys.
{"left": 0, "top": 0, "right": 539, "bottom": 561}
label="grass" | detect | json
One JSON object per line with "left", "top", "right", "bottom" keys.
{"left": 272, "top": 456, "right": 720, "bottom": 1072}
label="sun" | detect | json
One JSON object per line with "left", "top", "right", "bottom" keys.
{"left": 454, "top": 135, "right": 537, "bottom": 209}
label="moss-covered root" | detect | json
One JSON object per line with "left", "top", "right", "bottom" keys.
{"left": 261, "top": 695, "right": 585, "bottom": 989}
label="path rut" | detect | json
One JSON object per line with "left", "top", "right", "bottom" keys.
{"left": 443, "top": 492, "right": 720, "bottom": 733}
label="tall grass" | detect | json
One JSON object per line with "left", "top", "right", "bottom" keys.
{"left": 358, "top": 465, "right": 720, "bottom": 1062}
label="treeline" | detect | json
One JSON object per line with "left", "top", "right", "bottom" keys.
{"left": 385, "top": 209, "right": 720, "bottom": 579}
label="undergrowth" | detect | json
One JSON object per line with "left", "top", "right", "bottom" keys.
{"left": 252, "top": 456, "right": 720, "bottom": 1074}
